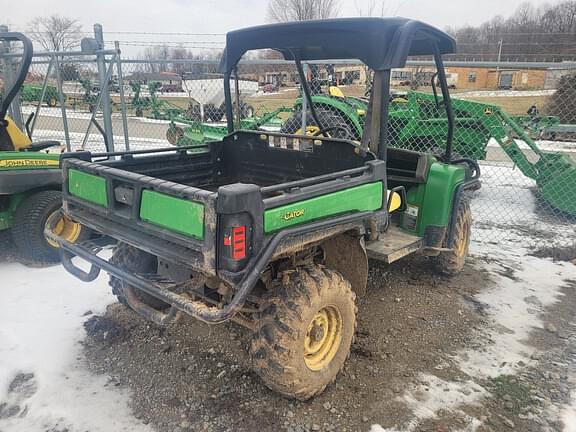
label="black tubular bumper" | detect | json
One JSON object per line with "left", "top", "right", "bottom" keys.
{"left": 51, "top": 210, "right": 374, "bottom": 325}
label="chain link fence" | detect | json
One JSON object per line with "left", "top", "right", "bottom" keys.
{"left": 2, "top": 38, "right": 575, "bottom": 248}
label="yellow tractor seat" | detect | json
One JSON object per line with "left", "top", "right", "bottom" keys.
{"left": 1, "top": 116, "right": 60, "bottom": 152}
{"left": 387, "top": 190, "right": 403, "bottom": 213}
{"left": 3, "top": 116, "right": 31, "bottom": 150}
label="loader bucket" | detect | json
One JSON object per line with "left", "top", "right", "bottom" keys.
{"left": 535, "top": 153, "right": 576, "bottom": 216}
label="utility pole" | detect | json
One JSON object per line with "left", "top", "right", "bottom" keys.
{"left": 496, "top": 39, "right": 503, "bottom": 88}
{"left": 94, "top": 24, "right": 114, "bottom": 152}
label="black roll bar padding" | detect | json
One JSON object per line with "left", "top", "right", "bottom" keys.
{"left": 0, "top": 32, "right": 33, "bottom": 119}
{"left": 294, "top": 58, "right": 326, "bottom": 136}
{"left": 224, "top": 70, "right": 234, "bottom": 133}
{"left": 360, "top": 79, "right": 374, "bottom": 153}
{"left": 377, "top": 69, "right": 392, "bottom": 162}
{"left": 430, "top": 72, "right": 440, "bottom": 108}
{"left": 58, "top": 210, "right": 373, "bottom": 324}
{"left": 433, "top": 42, "right": 455, "bottom": 163}
{"left": 233, "top": 67, "right": 242, "bottom": 129}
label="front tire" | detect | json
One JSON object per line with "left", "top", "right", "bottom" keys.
{"left": 436, "top": 199, "right": 472, "bottom": 275}
{"left": 109, "top": 243, "right": 170, "bottom": 310}
{"left": 251, "top": 265, "right": 356, "bottom": 400}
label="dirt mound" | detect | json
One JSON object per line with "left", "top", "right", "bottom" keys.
{"left": 530, "top": 245, "right": 576, "bottom": 263}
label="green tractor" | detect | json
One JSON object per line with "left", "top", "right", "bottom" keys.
{"left": 129, "top": 80, "right": 185, "bottom": 120}
{"left": 0, "top": 32, "right": 87, "bottom": 263}
{"left": 280, "top": 64, "right": 368, "bottom": 139}
{"left": 386, "top": 89, "right": 576, "bottom": 216}
{"left": 50, "top": 18, "right": 479, "bottom": 400}
{"left": 20, "top": 83, "right": 61, "bottom": 107}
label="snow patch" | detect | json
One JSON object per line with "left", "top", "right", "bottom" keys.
{"left": 0, "top": 262, "right": 152, "bottom": 432}
{"left": 563, "top": 393, "right": 576, "bottom": 432}
{"left": 457, "top": 251, "right": 570, "bottom": 378}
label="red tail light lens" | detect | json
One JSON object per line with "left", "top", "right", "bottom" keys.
{"left": 231, "top": 226, "right": 246, "bottom": 260}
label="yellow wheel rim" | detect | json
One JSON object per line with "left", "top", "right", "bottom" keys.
{"left": 295, "top": 125, "right": 320, "bottom": 137}
{"left": 304, "top": 305, "right": 343, "bottom": 371}
{"left": 46, "top": 212, "right": 82, "bottom": 248}
{"left": 455, "top": 224, "right": 470, "bottom": 257}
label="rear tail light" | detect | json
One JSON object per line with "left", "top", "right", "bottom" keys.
{"left": 219, "top": 214, "right": 252, "bottom": 272}
{"left": 223, "top": 225, "right": 247, "bottom": 260}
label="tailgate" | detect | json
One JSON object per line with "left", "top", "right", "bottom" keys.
{"left": 62, "top": 157, "right": 218, "bottom": 274}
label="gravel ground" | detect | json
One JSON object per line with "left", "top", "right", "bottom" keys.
{"left": 82, "top": 256, "right": 490, "bottom": 432}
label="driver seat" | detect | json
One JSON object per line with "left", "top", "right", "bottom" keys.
{"left": 0, "top": 116, "right": 60, "bottom": 152}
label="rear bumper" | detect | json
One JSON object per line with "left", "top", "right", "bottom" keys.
{"left": 48, "top": 210, "right": 374, "bottom": 325}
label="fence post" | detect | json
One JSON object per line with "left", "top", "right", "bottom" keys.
{"left": 114, "top": 41, "right": 130, "bottom": 151}
{"left": 94, "top": 24, "right": 114, "bottom": 152}
{"left": 0, "top": 24, "right": 24, "bottom": 130}
{"left": 53, "top": 54, "right": 72, "bottom": 151}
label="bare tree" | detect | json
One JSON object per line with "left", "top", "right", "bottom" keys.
{"left": 355, "top": 0, "right": 386, "bottom": 17}
{"left": 449, "top": 0, "right": 576, "bottom": 61}
{"left": 267, "top": 0, "right": 340, "bottom": 22}
{"left": 27, "top": 15, "right": 83, "bottom": 52}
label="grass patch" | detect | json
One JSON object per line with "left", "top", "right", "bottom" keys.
{"left": 487, "top": 375, "right": 532, "bottom": 415}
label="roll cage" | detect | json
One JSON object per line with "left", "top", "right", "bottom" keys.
{"left": 218, "top": 17, "right": 458, "bottom": 162}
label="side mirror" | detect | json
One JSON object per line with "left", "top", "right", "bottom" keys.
{"left": 387, "top": 186, "right": 407, "bottom": 213}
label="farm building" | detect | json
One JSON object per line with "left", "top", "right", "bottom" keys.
{"left": 388, "top": 65, "right": 572, "bottom": 90}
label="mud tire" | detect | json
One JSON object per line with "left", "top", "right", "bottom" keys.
{"left": 436, "top": 199, "right": 472, "bottom": 275}
{"left": 251, "top": 265, "right": 356, "bottom": 400}
{"left": 109, "top": 243, "right": 169, "bottom": 310}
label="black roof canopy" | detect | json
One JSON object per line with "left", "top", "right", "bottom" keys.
{"left": 219, "top": 17, "right": 456, "bottom": 73}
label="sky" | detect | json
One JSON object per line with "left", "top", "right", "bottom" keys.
{"left": 3, "top": 0, "right": 558, "bottom": 56}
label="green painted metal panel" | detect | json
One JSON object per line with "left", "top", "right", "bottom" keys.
{"left": 140, "top": 190, "right": 205, "bottom": 240}
{"left": 68, "top": 169, "right": 108, "bottom": 207}
{"left": 264, "top": 182, "right": 383, "bottom": 233}
{"left": 401, "top": 161, "right": 465, "bottom": 236}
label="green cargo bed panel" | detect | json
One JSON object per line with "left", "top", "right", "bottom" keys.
{"left": 264, "top": 182, "right": 383, "bottom": 233}
{"left": 68, "top": 169, "right": 108, "bottom": 207}
{"left": 140, "top": 190, "right": 205, "bottom": 240}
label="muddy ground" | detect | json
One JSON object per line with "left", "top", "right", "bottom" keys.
{"left": 80, "top": 248, "right": 576, "bottom": 432}
{"left": 2, "top": 220, "right": 574, "bottom": 431}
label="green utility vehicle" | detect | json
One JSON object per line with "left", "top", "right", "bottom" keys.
{"left": 0, "top": 32, "right": 86, "bottom": 263}
{"left": 50, "top": 18, "right": 479, "bottom": 400}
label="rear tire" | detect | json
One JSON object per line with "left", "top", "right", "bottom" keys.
{"left": 251, "top": 265, "right": 356, "bottom": 400}
{"left": 109, "top": 243, "right": 170, "bottom": 310}
{"left": 11, "top": 190, "right": 87, "bottom": 264}
{"left": 281, "top": 108, "right": 356, "bottom": 140}
{"left": 436, "top": 199, "right": 472, "bottom": 275}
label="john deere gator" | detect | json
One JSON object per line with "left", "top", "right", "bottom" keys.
{"left": 49, "top": 18, "right": 480, "bottom": 399}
